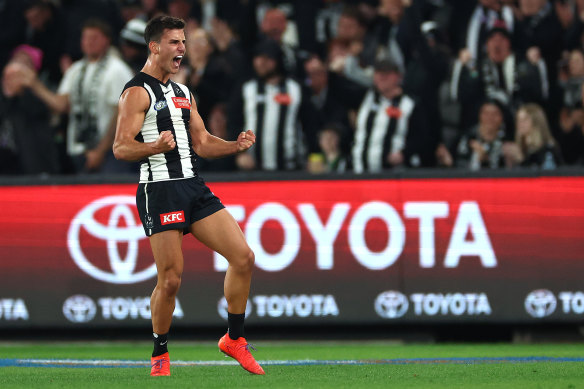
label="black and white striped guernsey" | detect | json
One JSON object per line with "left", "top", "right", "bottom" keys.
{"left": 352, "top": 91, "right": 415, "bottom": 173}
{"left": 122, "top": 72, "right": 197, "bottom": 183}
{"left": 241, "top": 78, "right": 302, "bottom": 171}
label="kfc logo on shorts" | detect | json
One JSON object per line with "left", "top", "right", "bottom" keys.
{"left": 161, "top": 211, "right": 185, "bottom": 225}
{"left": 172, "top": 97, "right": 191, "bottom": 109}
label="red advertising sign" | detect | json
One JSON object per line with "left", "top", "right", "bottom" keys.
{"left": 0, "top": 176, "right": 583, "bottom": 327}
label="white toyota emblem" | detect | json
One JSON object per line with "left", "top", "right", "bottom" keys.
{"left": 375, "top": 291, "right": 409, "bottom": 319}
{"left": 525, "top": 289, "right": 557, "bottom": 318}
{"left": 63, "top": 294, "right": 96, "bottom": 323}
{"left": 67, "top": 195, "right": 155, "bottom": 284}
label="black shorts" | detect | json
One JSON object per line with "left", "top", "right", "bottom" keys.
{"left": 136, "top": 176, "right": 225, "bottom": 237}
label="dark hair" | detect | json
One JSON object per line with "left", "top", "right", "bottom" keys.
{"left": 82, "top": 18, "right": 112, "bottom": 41}
{"left": 340, "top": 6, "right": 367, "bottom": 28}
{"left": 144, "top": 15, "right": 185, "bottom": 48}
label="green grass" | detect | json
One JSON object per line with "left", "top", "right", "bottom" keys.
{"left": 1, "top": 342, "right": 584, "bottom": 388}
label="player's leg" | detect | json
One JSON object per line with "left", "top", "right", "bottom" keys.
{"left": 150, "top": 229, "right": 184, "bottom": 334}
{"left": 189, "top": 209, "right": 265, "bottom": 375}
{"left": 148, "top": 229, "right": 184, "bottom": 376}
{"left": 189, "top": 208, "right": 253, "bottom": 317}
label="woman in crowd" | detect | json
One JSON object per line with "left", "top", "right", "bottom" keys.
{"left": 503, "top": 103, "right": 562, "bottom": 169}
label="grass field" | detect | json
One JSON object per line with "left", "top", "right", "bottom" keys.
{"left": 1, "top": 341, "right": 584, "bottom": 388}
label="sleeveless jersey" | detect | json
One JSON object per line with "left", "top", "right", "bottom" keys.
{"left": 122, "top": 72, "right": 198, "bottom": 182}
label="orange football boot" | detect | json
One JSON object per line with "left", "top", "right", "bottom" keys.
{"left": 150, "top": 352, "right": 170, "bottom": 376}
{"left": 218, "top": 333, "right": 265, "bottom": 375}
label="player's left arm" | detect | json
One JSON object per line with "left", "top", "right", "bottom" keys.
{"left": 189, "top": 93, "right": 255, "bottom": 158}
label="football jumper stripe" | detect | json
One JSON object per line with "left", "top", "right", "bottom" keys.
{"left": 283, "top": 79, "right": 301, "bottom": 169}
{"left": 241, "top": 78, "right": 302, "bottom": 170}
{"left": 121, "top": 72, "right": 197, "bottom": 183}
{"left": 352, "top": 90, "right": 415, "bottom": 173}
{"left": 276, "top": 80, "right": 288, "bottom": 169}
{"left": 261, "top": 83, "right": 279, "bottom": 170}
{"left": 382, "top": 96, "right": 401, "bottom": 166}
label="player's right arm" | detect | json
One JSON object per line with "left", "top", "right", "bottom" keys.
{"left": 113, "top": 87, "right": 176, "bottom": 161}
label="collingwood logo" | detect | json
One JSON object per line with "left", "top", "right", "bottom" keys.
{"left": 154, "top": 100, "right": 168, "bottom": 111}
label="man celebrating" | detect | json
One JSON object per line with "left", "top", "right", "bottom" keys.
{"left": 113, "top": 16, "right": 264, "bottom": 376}
{"left": 19, "top": 19, "right": 134, "bottom": 173}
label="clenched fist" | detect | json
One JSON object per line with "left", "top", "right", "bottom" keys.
{"left": 237, "top": 130, "right": 256, "bottom": 152}
{"left": 155, "top": 131, "right": 176, "bottom": 153}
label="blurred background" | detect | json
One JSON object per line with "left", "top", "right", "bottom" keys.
{"left": 1, "top": 0, "right": 583, "bottom": 342}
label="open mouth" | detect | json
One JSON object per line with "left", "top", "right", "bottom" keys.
{"left": 173, "top": 55, "right": 183, "bottom": 67}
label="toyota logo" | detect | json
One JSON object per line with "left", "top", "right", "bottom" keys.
{"left": 374, "top": 291, "right": 409, "bottom": 319}
{"left": 63, "top": 295, "right": 96, "bottom": 323}
{"left": 525, "top": 289, "right": 557, "bottom": 318}
{"left": 67, "top": 195, "right": 155, "bottom": 284}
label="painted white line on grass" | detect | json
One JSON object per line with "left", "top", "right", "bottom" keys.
{"left": 1, "top": 357, "right": 584, "bottom": 368}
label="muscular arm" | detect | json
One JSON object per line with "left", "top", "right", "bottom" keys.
{"left": 113, "top": 87, "right": 176, "bottom": 161}
{"left": 189, "top": 93, "right": 255, "bottom": 158}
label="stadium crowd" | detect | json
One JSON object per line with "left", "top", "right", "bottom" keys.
{"left": 1, "top": 0, "right": 584, "bottom": 175}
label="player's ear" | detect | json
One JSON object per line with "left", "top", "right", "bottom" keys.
{"left": 149, "top": 41, "right": 159, "bottom": 54}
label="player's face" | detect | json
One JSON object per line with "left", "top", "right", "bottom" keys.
{"left": 156, "top": 28, "right": 186, "bottom": 74}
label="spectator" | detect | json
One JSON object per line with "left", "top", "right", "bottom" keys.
{"left": 402, "top": 19, "right": 453, "bottom": 167}
{"left": 15, "top": 19, "right": 134, "bottom": 174}
{"left": 258, "top": 7, "right": 303, "bottom": 78}
{"left": 174, "top": 27, "right": 234, "bottom": 122}
{"left": 559, "top": 48, "right": 584, "bottom": 110}
{"left": 351, "top": 58, "right": 430, "bottom": 173}
{"left": 304, "top": 55, "right": 362, "bottom": 154}
{"left": 119, "top": 0, "right": 143, "bottom": 23}
{"left": 23, "top": 0, "right": 67, "bottom": 85}
{"left": 503, "top": 103, "right": 562, "bottom": 169}
{"left": 449, "top": 0, "right": 516, "bottom": 65}
{"left": 451, "top": 23, "right": 549, "bottom": 133}
{"left": 562, "top": 0, "right": 584, "bottom": 50}
{"left": 167, "top": 0, "right": 198, "bottom": 27}
{"left": 373, "top": 0, "right": 419, "bottom": 75}
{"left": 60, "top": 0, "right": 124, "bottom": 62}
{"left": 120, "top": 18, "right": 148, "bottom": 74}
{"left": 228, "top": 39, "right": 317, "bottom": 171}
{"left": 209, "top": 17, "right": 248, "bottom": 82}
{"left": 140, "top": 0, "right": 166, "bottom": 21}
{"left": 1, "top": 44, "right": 60, "bottom": 175}
{"left": 557, "top": 51, "right": 584, "bottom": 164}
{"left": 456, "top": 100, "right": 513, "bottom": 170}
{"left": 198, "top": 104, "right": 237, "bottom": 172}
{"left": 514, "top": 0, "right": 564, "bottom": 82}
{"left": 0, "top": 0, "right": 27, "bottom": 72}
{"left": 327, "top": 6, "right": 377, "bottom": 87}
{"left": 307, "top": 123, "right": 348, "bottom": 174}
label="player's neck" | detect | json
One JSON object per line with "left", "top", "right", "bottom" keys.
{"left": 141, "top": 58, "right": 171, "bottom": 84}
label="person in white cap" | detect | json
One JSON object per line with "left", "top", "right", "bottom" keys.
{"left": 120, "top": 18, "right": 148, "bottom": 74}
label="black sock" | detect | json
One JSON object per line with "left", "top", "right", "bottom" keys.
{"left": 227, "top": 312, "right": 245, "bottom": 340}
{"left": 152, "top": 332, "right": 168, "bottom": 357}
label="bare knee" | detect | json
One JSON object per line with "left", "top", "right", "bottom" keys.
{"left": 158, "top": 272, "right": 182, "bottom": 297}
{"left": 230, "top": 248, "right": 255, "bottom": 273}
